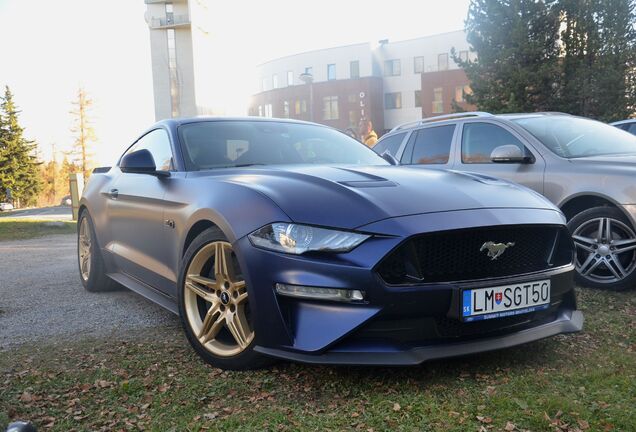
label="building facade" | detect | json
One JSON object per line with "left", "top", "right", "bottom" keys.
{"left": 250, "top": 31, "right": 476, "bottom": 134}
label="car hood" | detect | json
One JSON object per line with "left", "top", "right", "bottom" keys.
{"left": 212, "top": 165, "right": 557, "bottom": 229}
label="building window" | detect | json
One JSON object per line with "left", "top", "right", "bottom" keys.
{"left": 283, "top": 101, "right": 290, "bottom": 118}
{"left": 349, "top": 110, "right": 357, "bottom": 128}
{"left": 455, "top": 86, "right": 464, "bottom": 102}
{"left": 301, "top": 100, "right": 307, "bottom": 113}
{"left": 414, "top": 90, "right": 422, "bottom": 108}
{"left": 350, "top": 60, "right": 360, "bottom": 79}
{"left": 438, "top": 53, "right": 449, "bottom": 71}
{"left": 287, "top": 71, "right": 294, "bottom": 86}
{"left": 167, "top": 28, "right": 179, "bottom": 117}
{"left": 414, "top": 56, "right": 424, "bottom": 73}
{"left": 432, "top": 87, "right": 443, "bottom": 113}
{"left": 327, "top": 64, "right": 336, "bottom": 81}
{"left": 261, "top": 77, "right": 268, "bottom": 92}
{"left": 322, "top": 96, "right": 339, "bottom": 120}
{"left": 295, "top": 100, "right": 301, "bottom": 115}
{"left": 258, "top": 105, "right": 263, "bottom": 117}
{"left": 264, "top": 104, "right": 273, "bottom": 118}
{"left": 384, "top": 59, "right": 401, "bottom": 76}
{"left": 304, "top": 66, "right": 313, "bottom": 75}
{"left": 385, "top": 92, "right": 402, "bottom": 109}
{"left": 459, "top": 50, "right": 469, "bottom": 62}
{"left": 272, "top": 74, "right": 279, "bottom": 89}
{"left": 165, "top": 3, "right": 174, "bottom": 24}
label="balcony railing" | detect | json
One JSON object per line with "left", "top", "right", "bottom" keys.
{"left": 149, "top": 14, "right": 190, "bottom": 29}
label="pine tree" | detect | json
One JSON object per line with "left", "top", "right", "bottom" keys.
{"left": 69, "top": 88, "right": 96, "bottom": 181}
{"left": 598, "top": 0, "right": 636, "bottom": 121}
{"left": 460, "top": 0, "right": 636, "bottom": 119}
{"left": 0, "top": 86, "right": 42, "bottom": 207}
{"left": 457, "top": 0, "right": 562, "bottom": 113}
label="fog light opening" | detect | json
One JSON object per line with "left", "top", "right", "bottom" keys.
{"left": 275, "top": 283, "right": 365, "bottom": 303}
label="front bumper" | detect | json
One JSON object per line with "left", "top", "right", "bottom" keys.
{"left": 234, "top": 208, "right": 582, "bottom": 365}
{"left": 255, "top": 310, "right": 583, "bottom": 365}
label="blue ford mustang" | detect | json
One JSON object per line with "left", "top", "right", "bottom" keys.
{"left": 78, "top": 117, "right": 583, "bottom": 369}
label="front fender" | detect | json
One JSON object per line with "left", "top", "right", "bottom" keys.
{"left": 162, "top": 177, "right": 291, "bottom": 273}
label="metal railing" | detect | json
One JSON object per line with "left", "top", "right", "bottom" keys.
{"left": 390, "top": 111, "right": 494, "bottom": 132}
{"left": 149, "top": 14, "right": 190, "bottom": 29}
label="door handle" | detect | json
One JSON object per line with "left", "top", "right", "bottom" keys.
{"left": 109, "top": 188, "right": 119, "bottom": 199}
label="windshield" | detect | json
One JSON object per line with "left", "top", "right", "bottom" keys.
{"left": 512, "top": 116, "right": 636, "bottom": 158}
{"left": 178, "top": 120, "right": 388, "bottom": 171}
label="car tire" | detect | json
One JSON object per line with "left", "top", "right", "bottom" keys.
{"left": 77, "top": 210, "right": 121, "bottom": 292}
{"left": 568, "top": 206, "right": 636, "bottom": 291}
{"left": 177, "top": 227, "right": 273, "bottom": 370}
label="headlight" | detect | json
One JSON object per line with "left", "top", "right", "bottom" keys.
{"left": 248, "top": 223, "right": 370, "bottom": 254}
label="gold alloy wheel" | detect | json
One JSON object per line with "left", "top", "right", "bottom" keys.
{"left": 78, "top": 217, "right": 92, "bottom": 281}
{"left": 184, "top": 241, "right": 254, "bottom": 357}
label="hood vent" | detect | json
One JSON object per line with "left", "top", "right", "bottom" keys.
{"left": 338, "top": 180, "right": 398, "bottom": 188}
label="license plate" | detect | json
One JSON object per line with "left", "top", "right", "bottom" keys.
{"left": 462, "top": 280, "right": 550, "bottom": 322}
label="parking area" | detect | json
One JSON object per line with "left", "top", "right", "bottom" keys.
{"left": 0, "top": 206, "right": 73, "bottom": 221}
{"left": 0, "top": 234, "right": 177, "bottom": 350}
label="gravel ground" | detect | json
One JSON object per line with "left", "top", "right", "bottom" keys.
{"left": 0, "top": 234, "right": 178, "bottom": 350}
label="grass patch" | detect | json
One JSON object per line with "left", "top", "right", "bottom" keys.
{"left": 1, "top": 288, "right": 634, "bottom": 431}
{"left": 0, "top": 218, "right": 75, "bottom": 241}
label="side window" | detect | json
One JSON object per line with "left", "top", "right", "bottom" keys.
{"left": 627, "top": 123, "right": 636, "bottom": 136}
{"left": 461, "top": 123, "right": 526, "bottom": 164}
{"left": 372, "top": 132, "right": 406, "bottom": 157}
{"left": 408, "top": 125, "right": 455, "bottom": 165}
{"left": 124, "top": 129, "right": 173, "bottom": 171}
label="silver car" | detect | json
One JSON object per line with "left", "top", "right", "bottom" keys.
{"left": 374, "top": 112, "right": 636, "bottom": 291}
{"left": 611, "top": 119, "right": 636, "bottom": 136}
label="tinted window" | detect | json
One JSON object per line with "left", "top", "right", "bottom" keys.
{"left": 627, "top": 123, "right": 636, "bottom": 136}
{"left": 178, "top": 121, "right": 388, "bottom": 170}
{"left": 124, "top": 129, "right": 173, "bottom": 170}
{"left": 461, "top": 123, "right": 526, "bottom": 164}
{"left": 513, "top": 116, "right": 636, "bottom": 158}
{"left": 372, "top": 133, "right": 406, "bottom": 157}
{"left": 409, "top": 125, "right": 455, "bottom": 164}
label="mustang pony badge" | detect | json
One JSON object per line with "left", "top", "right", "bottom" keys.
{"left": 480, "top": 241, "right": 515, "bottom": 260}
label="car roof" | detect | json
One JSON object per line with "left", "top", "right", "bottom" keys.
{"left": 610, "top": 119, "right": 636, "bottom": 126}
{"left": 388, "top": 111, "right": 573, "bottom": 133}
{"left": 153, "top": 116, "right": 324, "bottom": 129}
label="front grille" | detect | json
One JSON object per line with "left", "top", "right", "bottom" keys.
{"left": 377, "top": 225, "right": 573, "bottom": 285}
{"left": 353, "top": 308, "right": 559, "bottom": 344}
{"left": 434, "top": 312, "right": 556, "bottom": 338}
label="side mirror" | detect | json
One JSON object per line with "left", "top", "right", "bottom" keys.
{"left": 490, "top": 145, "right": 533, "bottom": 164}
{"left": 120, "top": 149, "right": 170, "bottom": 177}
{"left": 381, "top": 151, "right": 399, "bottom": 166}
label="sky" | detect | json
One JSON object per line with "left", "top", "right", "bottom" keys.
{"left": 0, "top": 0, "right": 471, "bottom": 165}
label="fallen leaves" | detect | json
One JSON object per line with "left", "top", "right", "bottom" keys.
{"left": 476, "top": 415, "right": 493, "bottom": 424}
{"left": 19, "top": 391, "right": 34, "bottom": 403}
{"left": 1, "top": 290, "right": 634, "bottom": 432}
